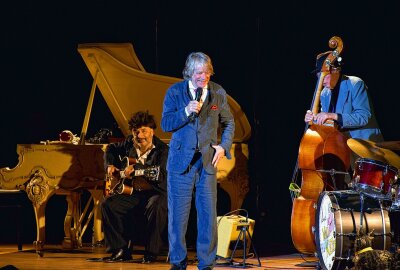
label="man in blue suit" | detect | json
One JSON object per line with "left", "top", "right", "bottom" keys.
{"left": 161, "top": 52, "right": 235, "bottom": 270}
{"left": 304, "top": 51, "right": 383, "bottom": 142}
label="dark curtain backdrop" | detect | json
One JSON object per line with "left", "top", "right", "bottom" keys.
{"left": 1, "top": 0, "right": 398, "bottom": 254}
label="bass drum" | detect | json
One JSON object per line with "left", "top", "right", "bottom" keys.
{"left": 315, "top": 190, "right": 391, "bottom": 270}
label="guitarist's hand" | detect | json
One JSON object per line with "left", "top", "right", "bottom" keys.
{"left": 107, "top": 165, "right": 119, "bottom": 176}
{"left": 123, "top": 165, "right": 135, "bottom": 178}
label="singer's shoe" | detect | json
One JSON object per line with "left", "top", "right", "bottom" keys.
{"left": 170, "top": 260, "right": 188, "bottom": 270}
{"left": 170, "top": 265, "right": 186, "bottom": 270}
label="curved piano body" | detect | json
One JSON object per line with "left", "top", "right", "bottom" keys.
{"left": 0, "top": 43, "right": 251, "bottom": 255}
{"left": 77, "top": 43, "right": 252, "bottom": 210}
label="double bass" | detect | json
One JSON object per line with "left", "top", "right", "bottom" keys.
{"left": 290, "top": 36, "right": 351, "bottom": 254}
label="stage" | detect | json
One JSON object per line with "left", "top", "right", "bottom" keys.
{"left": 0, "top": 244, "right": 318, "bottom": 270}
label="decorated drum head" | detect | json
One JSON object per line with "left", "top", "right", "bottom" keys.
{"left": 317, "top": 193, "right": 336, "bottom": 270}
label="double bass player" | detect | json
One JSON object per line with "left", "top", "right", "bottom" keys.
{"left": 291, "top": 37, "right": 384, "bottom": 255}
{"left": 304, "top": 50, "right": 383, "bottom": 142}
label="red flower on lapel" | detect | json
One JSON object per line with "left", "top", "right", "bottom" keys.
{"left": 211, "top": 105, "right": 218, "bottom": 110}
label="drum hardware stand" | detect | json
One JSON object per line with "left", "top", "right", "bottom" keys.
{"left": 316, "top": 168, "right": 349, "bottom": 190}
{"left": 358, "top": 193, "right": 366, "bottom": 233}
{"left": 336, "top": 232, "right": 357, "bottom": 238}
{"left": 376, "top": 199, "right": 389, "bottom": 250}
{"left": 357, "top": 194, "right": 389, "bottom": 248}
{"left": 359, "top": 195, "right": 396, "bottom": 256}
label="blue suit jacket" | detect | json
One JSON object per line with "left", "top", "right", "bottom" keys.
{"left": 320, "top": 75, "right": 383, "bottom": 142}
{"left": 161, "top": 80, "right": 235, "bottom": 174}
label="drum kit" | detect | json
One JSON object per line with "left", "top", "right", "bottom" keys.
{"left": 315, "top": 138, "right": 400, "bottom": 270}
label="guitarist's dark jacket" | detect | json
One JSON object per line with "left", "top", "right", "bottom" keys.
{"left": 104, "top": 135, "right": 169, "bottom": 193}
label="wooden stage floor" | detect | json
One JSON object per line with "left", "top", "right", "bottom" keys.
{"left": 0, "top": 244, "right": 319, "bottom": 270}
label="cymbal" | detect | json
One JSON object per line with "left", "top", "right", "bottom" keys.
{"left": 347, "top": 138, "right": 400, "bottom": 169}
{"left": 376, "top": 141, "right": 400, "bottom": 151}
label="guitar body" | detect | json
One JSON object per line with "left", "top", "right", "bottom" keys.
{"left": 104, "top": 156, "right": 160, "bottom": 197}
{"left": 104, "top": 177, "right": 154, "bottom": 197}
{"left": 131, "top": 177, "right": 154, "bottom": 192}
{"left": 104, "top": 176, "right": 121, "bottom": 197}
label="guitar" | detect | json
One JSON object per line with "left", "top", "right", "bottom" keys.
{"left": 104, "top": 156, "right": 160, "bottom": 197}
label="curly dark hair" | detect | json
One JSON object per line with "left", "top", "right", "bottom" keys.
{"left": 128, "top": 111, "right": 157, "bottom": 130}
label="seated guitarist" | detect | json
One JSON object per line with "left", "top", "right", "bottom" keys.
{"left": 96, "top": 111, "right": 168, "bottom": 263}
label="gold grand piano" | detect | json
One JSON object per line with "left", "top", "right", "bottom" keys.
{"left": 0, "top": 43, "right": 251, "bottom": 256}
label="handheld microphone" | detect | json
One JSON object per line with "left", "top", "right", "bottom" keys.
{"left": 189, "top": 87, "right": 203, "bottom": 122}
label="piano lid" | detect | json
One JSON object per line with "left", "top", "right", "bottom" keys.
{"left": 77, "top": 43, "right": 251, "bottom": 143}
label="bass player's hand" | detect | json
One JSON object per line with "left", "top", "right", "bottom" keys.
{"left": 304, "top": 110, "right": 314, "bottom": 123}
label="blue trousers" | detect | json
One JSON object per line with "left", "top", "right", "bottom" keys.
{"left": 167, "top": 153, "right": 217, "bottom": 269}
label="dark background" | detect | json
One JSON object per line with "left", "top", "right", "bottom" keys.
{"left": 1, "top": 0, "right": 399, "bottom": 255}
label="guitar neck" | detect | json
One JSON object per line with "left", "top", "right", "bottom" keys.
{"left": 118, "top": 165, "right": 160, "bottom": 181}
{"left": 134, "top": 170, "right": 145, "bottom": 177}
{"left": 118, "top": 170, "right": 144, "bottom": 178}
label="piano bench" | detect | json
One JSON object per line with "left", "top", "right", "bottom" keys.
{"left": 0, "top": 190, "right": 24, "bottom": 251}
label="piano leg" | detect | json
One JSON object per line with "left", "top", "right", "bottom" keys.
{"left": 30, "top": 188, "right": 81, "bottom": 256}
{"left": 89, "top": 189, "right": 104, "bottom": 246}
{"left": 32, "top": 201, "right": 47, "bottom": 257}
{"left": 59, "top": 190, "right": 80, "bottom": 250}
{"left": 69, "top": 188, "right": 104, "bottom": 247}
{"left": 25, "top": 169, "right": 57, "bottom": 257}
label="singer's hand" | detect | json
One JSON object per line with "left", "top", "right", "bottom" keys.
{"left": 186, "top": 100, "right": 201, "bottom": 115}
{"left": 211, "top": 145, "right": 225, "bottom": 168}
